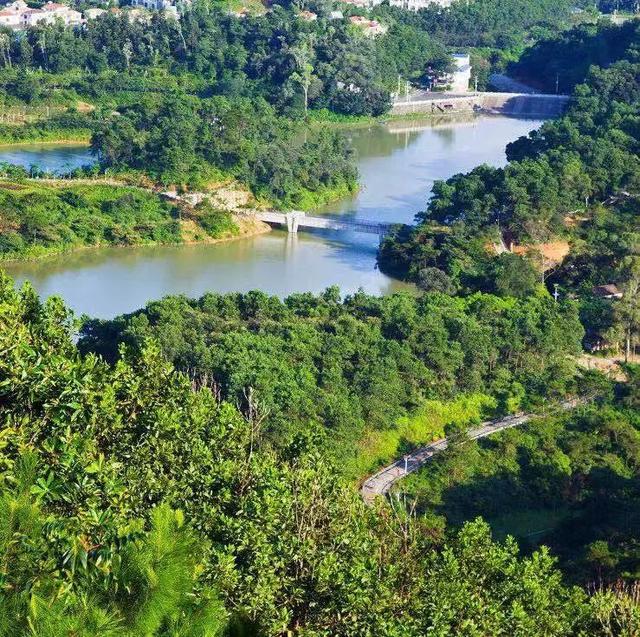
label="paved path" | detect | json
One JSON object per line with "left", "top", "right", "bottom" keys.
{"left": 361, "top": 399, "right": 583, "bottom": 504}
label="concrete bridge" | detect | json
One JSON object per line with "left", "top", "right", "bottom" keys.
{"left": 257, "top": 211, "right": 392, "bottom": 237}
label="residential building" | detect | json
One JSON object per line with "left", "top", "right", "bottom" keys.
{"left": 349, "top": 15, "right": 387, "bottom": 37}
{"left": 129, "top": 0, "right": 190, "bottom": 14}
{"left": 84, "top": 7, "right": 106, "bottom": 19}
{"left": 39, "top": 2, "right": 82, "bottom": 25}
{"left": 339, "top": 0, "right": 373, "bottom": 9}
{"left": 389, "top": 0, "right": 451, "bottom": 9}
{"left": 0, "top": 0, "right": 82, "bottom": 29}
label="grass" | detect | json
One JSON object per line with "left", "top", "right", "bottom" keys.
{"left": 0, "top": 180, "right": 240, "bottom": 262}
{"left": 348, "top": 393, "right": 497, "bottom": 481}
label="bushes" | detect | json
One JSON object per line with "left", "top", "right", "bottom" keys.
{"left": 78, "top": 288, "right": 584, "bottom": 470}
{"left": 90, "top": 94, "right": 358, "bottom": 204}
{"left": 399, "top": 402, "right": 640, "bottom": 584}
{"left": 0, "top": 182, "right": 240, "bottom": 260}
{"left": 1, "top": 273, "right": 637, "bottom": 635}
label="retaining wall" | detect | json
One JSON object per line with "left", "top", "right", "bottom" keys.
{"left": 391, "top": 92, "right": 570, "bottom": 118}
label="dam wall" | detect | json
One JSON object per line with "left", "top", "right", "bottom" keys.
{"left": 391, "top": 92, "right": 570, "bottom": 118}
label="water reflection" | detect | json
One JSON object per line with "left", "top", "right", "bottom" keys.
{"left": 0, "top": 144, "right": 94, "bottom": 174}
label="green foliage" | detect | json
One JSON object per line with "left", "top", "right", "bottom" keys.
{"left": 78, "top": 287, "right": 584, "bottom": 475}
{"left": 0, "top": 182, "right": 190, "bottom": 259}
{"left": 399, "top": 403, "right": 640, "bottom": 584}
{"left": 189, "top": 202, "right": 239, "bottom": 239}
{"left": 379, "top": 21, "right": 640, "bottom": 353}
{"left": 90, "top": 93, "right": 358, "bottom": 201}
{"left": 510, "top": 20, "right": 640, "bottom": 93}
{"left": 0, "top": 110, "right": 95, "bottom": 144}
{"left": 1, "top": 273, "right": 637, "bottom": 634}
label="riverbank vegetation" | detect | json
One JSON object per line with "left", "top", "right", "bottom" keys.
{"left": 0, "top": 0, "right": 578, "bottom": 116}
{"left": 78, "top": 287, "right": 585, "bottom": 478}
{"left": 3, "top": 8, "right": 640, "bottom": 635}
{"left": 0, "top": 180, "right": 239, "bottom": 260}
{"left": 0, "top": 0, "right": 583, "bottom": 204}
{"left": 0, "top": 110, "right": 95, "bottom": 145}
{"left": 2, "top": 274, "right": 639, "bottom": 635}
{"left": 379, "top": 20, "right": 640, "bottom": 357}
{"left": 90, "top": 93, "right": 358, "bottom": 204}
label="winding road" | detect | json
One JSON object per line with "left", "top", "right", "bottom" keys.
{"left": 361, "top": 398, "right": 584, "bottom": 504}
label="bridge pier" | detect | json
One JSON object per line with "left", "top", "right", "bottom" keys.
{"left": 285, "top": 211, "right": 305, "bottom": 233}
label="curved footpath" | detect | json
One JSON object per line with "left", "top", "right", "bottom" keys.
{"left": 361, "top": 398, "right": 584, "bottom": 504}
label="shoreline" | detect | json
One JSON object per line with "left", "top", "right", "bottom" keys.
{"left": 0, "top": 138, "right": 91, "bottom": 148}
{"left": 0, "top": 215, "right": 272, "bottom": 266}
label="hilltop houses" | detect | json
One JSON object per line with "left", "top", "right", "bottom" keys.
{"left": 129, "top": 0, "right": 189, "bottom": 15}
{"left": 348, "top": 15, "right": 387, "bottom": 37}
{"left": 0, "top": 0, "right": 82, "bottom": 29}
{"left": 340, "top": 0, "right": 451, "bottom": 8}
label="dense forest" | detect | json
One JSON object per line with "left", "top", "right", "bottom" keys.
{"left": 0, "top": 0, "right": 578, "bottom": 114}
{"left": 0, "top": 0, "right": 582, "bottom": 201}
{"left": 399, "top": 395, "right": 640, "bottom": 585}
{"left": 2, "top": 274, "right": 639, "bottom": 635}
{"left": 379, "top": 20, "right": 640, "bottom": 357}
{"left": 90, "top": 94, "right": 358, "bottom": 201}
{"left": 1, "top": 6, "right": 640, "bottom": 635}
{"left": 79, "top": 287, "right": 584, "bottom": 476}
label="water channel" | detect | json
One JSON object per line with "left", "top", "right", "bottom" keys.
{"left": 2, "top": 115, "right": 543, "bottom": 319}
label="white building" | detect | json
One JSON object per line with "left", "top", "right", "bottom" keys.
{"left": 129, "top": 0, "right": 190, "bottom": 13}
{"left": 84, "top": 7, "right": 106, "bottom": 19}
{"left": 389, "top": 0, "right": 451, "bottom": 10}
{"left": 348, "top": 15, "right": 387, "bottom": 37}
{"left": 0, "top": 0, "right": 82, "bottom": 29}
{"left": 39, "top": 2, "right": 82, "bottom": 26}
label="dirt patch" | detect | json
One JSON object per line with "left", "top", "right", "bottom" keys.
{"left": 576, "top": 354, "right": 628, "bottom": 382}
{"left": 76, "top": 101, "right": 95, "bottom": 113}
{"left": 206, "top": 182, "right": 257, "bottom": 211}
{"left": 512, "top": 240, "right": 571, "bottom": 265}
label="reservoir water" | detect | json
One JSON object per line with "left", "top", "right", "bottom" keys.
{"left": 2, "top": 115, "right": 543, "bottom": 318}
{"left": 0, "top": 143, "right": 93, "bottom": 174}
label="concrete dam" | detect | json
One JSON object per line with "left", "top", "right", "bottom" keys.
{"left": 391, "top": 92, "right": 570, "bottom": 118}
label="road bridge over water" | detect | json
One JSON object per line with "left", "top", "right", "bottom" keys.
{"left": 257, "top": 211, "right": 392, "bottom": 238}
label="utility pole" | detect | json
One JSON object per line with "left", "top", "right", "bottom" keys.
{"left": 404, "top": 455, "right": 409, "bottom": 474}
{"left": 553, "top": 283, "right": 559, "bottom": 303}
{"left": 474, "top": 75, "right": 478, "bottom": 93}
{"left": 555, "top": 72, "right": 559, "bottom": 95}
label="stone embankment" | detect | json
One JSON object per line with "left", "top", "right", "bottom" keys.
{"left": 392, "top": 92, "right": 570, "bottom": 118}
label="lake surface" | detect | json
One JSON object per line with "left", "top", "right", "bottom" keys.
{"left": 0, "top": 144, "right": 94, "bottom": 174}
{"left": 3, "top": 115, "right": 542, "bottom": 318}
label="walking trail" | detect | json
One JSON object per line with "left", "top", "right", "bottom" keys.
{"left": 361, "top": 398, "right": 583, "bottom": 504}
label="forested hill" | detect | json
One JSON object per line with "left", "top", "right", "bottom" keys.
{"left": 2, "top": 273, "right": 639, "bottom": 635}
{"left": 378, "top": 20, "right": 640, "bottom": 356}
{"left": 79, "top": 287, "right": 585, "bottom": 476}
{"left": 0, "top": 0, "right": 577, "bottom": 116}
